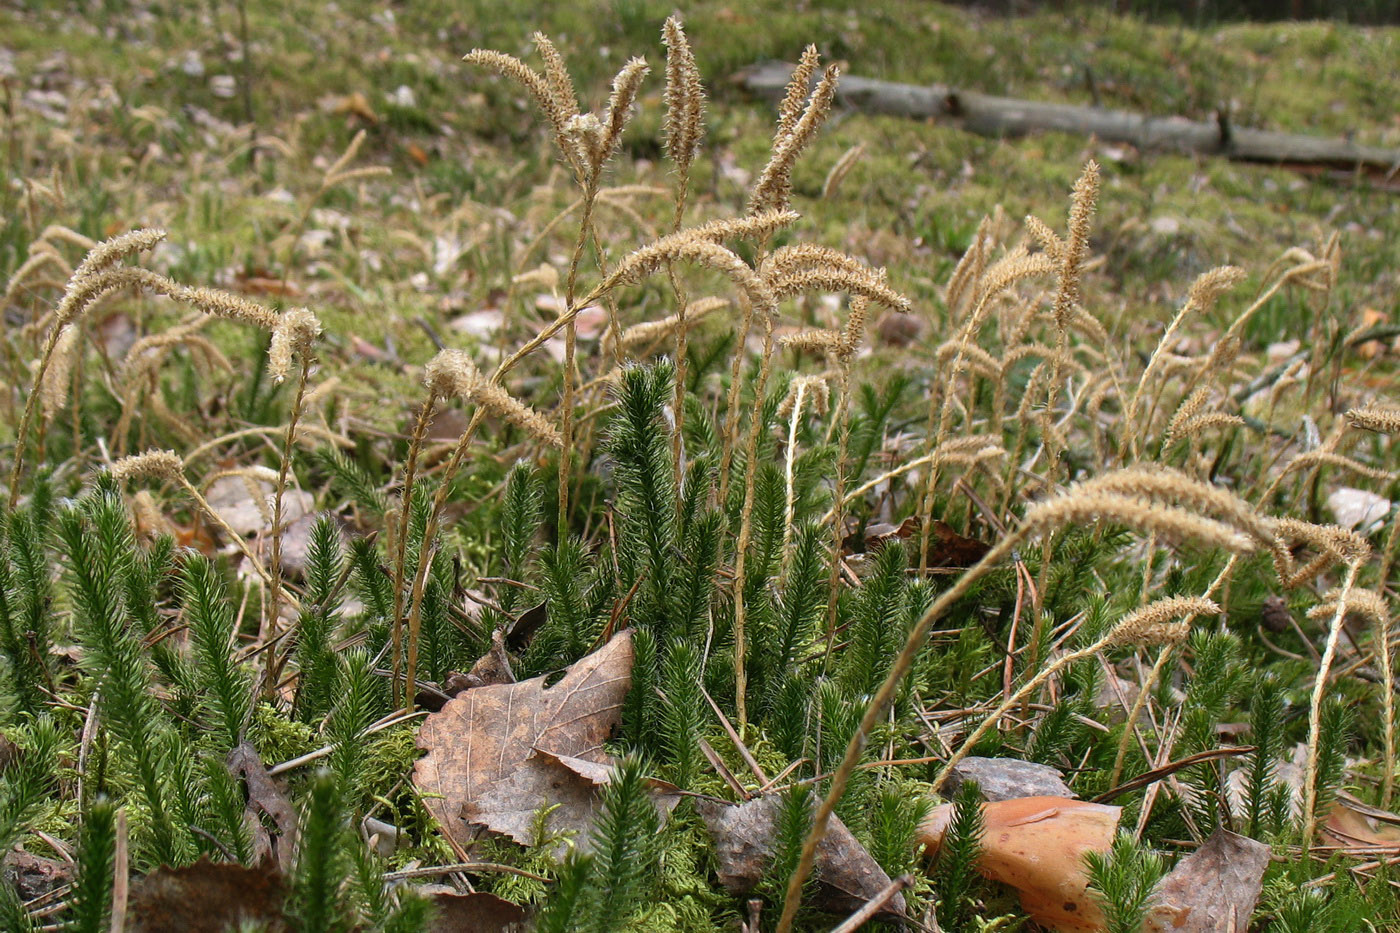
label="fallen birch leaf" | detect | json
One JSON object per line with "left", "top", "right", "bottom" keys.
{"left": 920, "top": 796, "right": 1120, "bottom": 933}
{"left": 695, "top": 795, "right": 906, "bottom": 917}
{"left": 1144, "top": 828, "right": 1270, "bottom": 933}
{"left": 413, "top": 633, "right": 633, "bottom": 852}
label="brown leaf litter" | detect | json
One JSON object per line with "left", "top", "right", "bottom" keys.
{"left": 696, "top": 794, "right": 907, "bottom": 918}
{"left": 414, "top": 632, "right": 652, "bottom": 854}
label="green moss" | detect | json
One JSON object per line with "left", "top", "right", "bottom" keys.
{"left": 250, "top": 703, "right": 318, "bottom": 765}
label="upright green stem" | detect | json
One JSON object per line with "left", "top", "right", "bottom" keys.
{"left": 402, "top": 411, "right": 485, "bottom": 713}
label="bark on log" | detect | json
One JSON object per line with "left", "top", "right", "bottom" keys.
{"left": 739, "top": 61, "right": 1400, "bottom": 177}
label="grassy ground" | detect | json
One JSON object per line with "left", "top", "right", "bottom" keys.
{"left": 5, "top": 1, "right": 1400, "bottom": 931}
{"left": 4, "top": 0, "right": 1399, "bottom": 378}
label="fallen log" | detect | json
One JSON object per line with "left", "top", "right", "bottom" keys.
{"left": 739, "top": 61, "right": 1400, "bottom": 179}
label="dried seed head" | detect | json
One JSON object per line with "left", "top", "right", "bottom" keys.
{"left": 563, "top": 113, "right": 608, "bottom": 175}
{"left": 976, "top": 250, "right": 1056, "bottom": 306}
{"left": 1172, "top": 411, "right": 1246, "bottom": 441}
{"left": 1050, "top": 160, "right": 1100, "bottom": 331}
{"left": 937, "top": 339, "right": 1001, "bottom": 380}
{"left": 750, "top": 62, "right": 841, "bottom": 214}
{"left": 55, "top": 228, "right": 166, "bottom": 326}
{"left": 944, "top": 227, "right": 990, "bottom": 323}
{"left": 1307, "top": 586, "right": 1388, "bottom": 628}
{"left": 4, "top": 250, "right": 66, "bottom": 305}
{"left": 470, "top": 380, "right": 562, "bottom": 448}
{"left": 777, "top": 374, "right": 830, "bottom": 420}
{"left": 39, "top": 325, "right": 79, "bottom": 419}
{"left": 1185, "top": 266, "right": 1246, "bottom": 314}
{"left": 130, "top": 489, "right": 174, "bottom": 540}
{"left": 1347, "top": 406, "right": 1400, "bottom": 435}
{"left": 267, "top": 308, "right": 322, "bottom": 383}
{"left": 842, "top": 296, "right": 868, "bottom": 357}
{"left": 768, "top": 265, "right": 910, "bottom": 313}
{"left": 822, "top": 142, "right": 865, "bottom": 200}
{"left": 779, "top": 328, "right": 843, "bottom": 355}
{"left": 1024, "top": 489, "right": 1257, "bottom": 554}
{"left": 662, "top": 16, "right": 706, "bottom": 176}
{"left": 1165, "top": 386, "right": 1213, "bottom": 442}
{"left": 1274, "top": 518, "right": 1372, "bottom": 563}
{"left": 38, "top": 224, "right": 97, "bottom": 252}
{"left": 512, "top": 263, "right": 560, "bottom": 291}
{"left": 688, "top": 209, "right": 801, "bottom": 244}
{"left": 1077, "top": 466, "right": 1275, "bottom": 546}
{"left": 423, "top": 349, "right": 561, "bottom": 448}
{"left": 1106, "top": 596, "right": 1220, "bottom": 648}
{"left": 777, "top": 46, "right": 821, "bottom": 140}
{"left": 110, "top": 449, "right": 184, "bottom": 483}
{"left": 1024, "top": 214, "right": 1063, "bottom": 262}
{"left": 620, "top": 296, "right": 729, "bottom": 350}
{"left": 602, "top": 57, "right": 651, "bottom": 162}
{"left": 612, "top": 236, "right": 775, "bottom": 318}
{"left": 1279, "top": 449, "right": 1394, "bottom": 485}
{"left": 464, "top": 49, "right": 573, "bottom": 146}
{"left": 72, "top": 228, "right": 166, "bottom": 280}
{"left": 532, "top": 33, "right": 580, "bottom": 124}
{"left": 423, "top": 348, "right": 481, "bottom": 400}
{"left": 1272, "top": 517, "right": 1372, "bottom": 588}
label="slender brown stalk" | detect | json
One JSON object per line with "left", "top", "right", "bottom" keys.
{"left": 402, "top": 410, "right": 484, "bottom": 712}
{"left": 558, "top": 182, "right": 599, "bottom": 532}
{"left": 731, "top": 305, "right": 779, "bottom": 731}
{"left": 390, "top": 399, "right": 437, "bottom": 707}
{"left": 265, "top": 354, "right": 312, "bottom": 692}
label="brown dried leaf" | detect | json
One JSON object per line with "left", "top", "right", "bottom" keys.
{"left": 126, "top": 857, "right": 288, "bottom": 933}
{"left": 921, "top": 796, "right": 1120, "bottom": 933}
{"left": 426, "top": 891, "right": 528, "bottom": 933}
{"left": 227, "top": 742, "right": 298, "bottom": 867}
{"left": 1321, "top": 792, "right": 1400, "bottom": 850}
{"left": 2, "top": 849, "right": 72, "bottom": 902}
{"left": 1144, "top": 828, "right": 1270, "bottom": 933}
{"left": 926, "top": 519, "right": 993, "bottom": 569}
{"left": 695, "top": 795, "right": 907, "bottom": 917}
{"left": 464, "top": 629, "right": 516, "bottom": 689}
{"left": 944, "top": 757, "right": 1075, "bottom": 802}
{"left": 413, "top": 633, "right": 633, "bottom": 852}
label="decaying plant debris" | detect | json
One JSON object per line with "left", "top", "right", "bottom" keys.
{"left": 1, "top": 5, "right": 1399, "bottom": 932}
